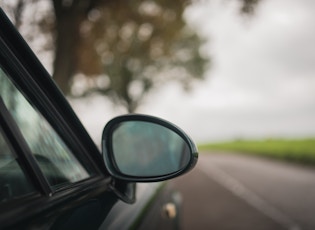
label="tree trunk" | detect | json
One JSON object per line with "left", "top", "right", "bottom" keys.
{"left": 52, "top": 1, "right": 85, "bottom": 94}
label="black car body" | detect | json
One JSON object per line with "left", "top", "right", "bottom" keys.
{"left": 0, "top": 8, "right": 198, "bottom": 230}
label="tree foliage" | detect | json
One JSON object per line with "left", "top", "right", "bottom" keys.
{"left": 75, "top": 0, "right": 208, "bottom": 112}
{"left": 1, "top": 0, "right": 261, "bottom": 112}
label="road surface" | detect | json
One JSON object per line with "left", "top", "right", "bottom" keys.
{"left": 171, "top": 152, "right": 315, "bottom": 230}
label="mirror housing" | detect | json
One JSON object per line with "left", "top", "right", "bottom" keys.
{"left": 102, "top": 114, "right": 198, "bottom": 182}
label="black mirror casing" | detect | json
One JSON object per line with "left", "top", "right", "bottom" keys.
{"left": 102, "top": 114, "right": 198, "bottom": 182}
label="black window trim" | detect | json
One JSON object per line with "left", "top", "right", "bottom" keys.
{"left": 0, "top": 38, "right": 101, "bottom": 177}
{"left": 0, "top": 80, "right": 112, "bottom": 225}
{"left": 0, "top": 9, "right": 113, "bottom": 192}
{"left": 0, "top": 8, "right": 106, "bottom": 173}
{"left": 0, "top": 8, "right": 116, "bottom": 228}
{"left": 0, "top": 96, "right": 51, "bottom": 195}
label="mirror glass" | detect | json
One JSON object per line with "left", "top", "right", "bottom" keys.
{"left": 111, "top": 121, "right": 191, "bottom": 177}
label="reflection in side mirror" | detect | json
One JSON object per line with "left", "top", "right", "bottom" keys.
{"left": 112, "top": 121, "right": 190, "bottom": 177}
{"left": 102, "top": 115, "right": 198, "bottom": 182}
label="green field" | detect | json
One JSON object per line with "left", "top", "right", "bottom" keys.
{"left": 198, "top": 139, "right": 315, "bottom": 165}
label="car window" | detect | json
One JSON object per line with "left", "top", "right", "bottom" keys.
{"left": 0, "top": 67, "right": 91, "bottom": 190}
{"left": 0, "top": 126, "right": 35, "bottom": 203}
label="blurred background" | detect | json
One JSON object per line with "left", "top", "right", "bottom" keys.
{"left": 2, "top": 0, "right": 315, "bottom": 145}
{"left": 2, "top": 1, "right": 315, "bottom": 229}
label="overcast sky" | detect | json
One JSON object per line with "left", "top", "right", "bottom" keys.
{"left": 69, "top": 0, "right": 315, "bottom": 143}
{"left": 133, "top": 0, "right": 315, "bottom": 143}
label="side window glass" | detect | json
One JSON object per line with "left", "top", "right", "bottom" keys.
{"left": 0, "top": 127, "right": 35, "bottom": 203}
{"left": 0, "top": 67, "right": 92, "bottom": 189}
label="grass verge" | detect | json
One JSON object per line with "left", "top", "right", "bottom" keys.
{"left": 198, "top": 139, "right": 315, "bottom": 165}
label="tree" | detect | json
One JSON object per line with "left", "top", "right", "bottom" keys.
{"left": 1, "top": 0, "right": 261, "bottom": 112}
{"left": 74, "top": 0, "right": 208, "bottom": 112}
{"left": 50, "top": 0, "right": 209, "bottom": 112}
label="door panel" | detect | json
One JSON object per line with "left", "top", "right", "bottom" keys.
{"left": 100, "top": 182, "right": 181, "bottom": 230}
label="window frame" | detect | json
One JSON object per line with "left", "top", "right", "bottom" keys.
{"left": 0, "top": 101, "right": 43, "bottom": 198}
{"left": 0, "top": 96, "right": 50, "bottom": 196}
{"left": 0, "top": 8, "right": 115, "bottom": 229}
{"left": 0, "top": 39, "right": 104, "bottom": 188}
{"left": 0, "top": 9, "right": 111, "bottom": 197}
{"left": 0, "top": 96, "right": 111, "bottom": 228}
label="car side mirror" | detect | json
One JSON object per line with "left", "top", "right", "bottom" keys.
{"left": 102, "top": 114, "right": 198, "bottom": 182}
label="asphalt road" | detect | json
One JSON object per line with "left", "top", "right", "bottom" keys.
{"left": 170, "top": 152, "right": 315, "bottom": 230}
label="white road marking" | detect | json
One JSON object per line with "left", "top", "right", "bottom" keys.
{"left": 198, "top": 161, "right": 301, "bottom": 230}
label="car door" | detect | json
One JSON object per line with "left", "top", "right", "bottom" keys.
{"left": 0, "top": 8, "right": 186, "bottom": 230}
{"left": 0, "top": 61, "right": 180, "bottom": 230}
{"left": 0, "top": 17, "right": 116, "bottom": 229}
